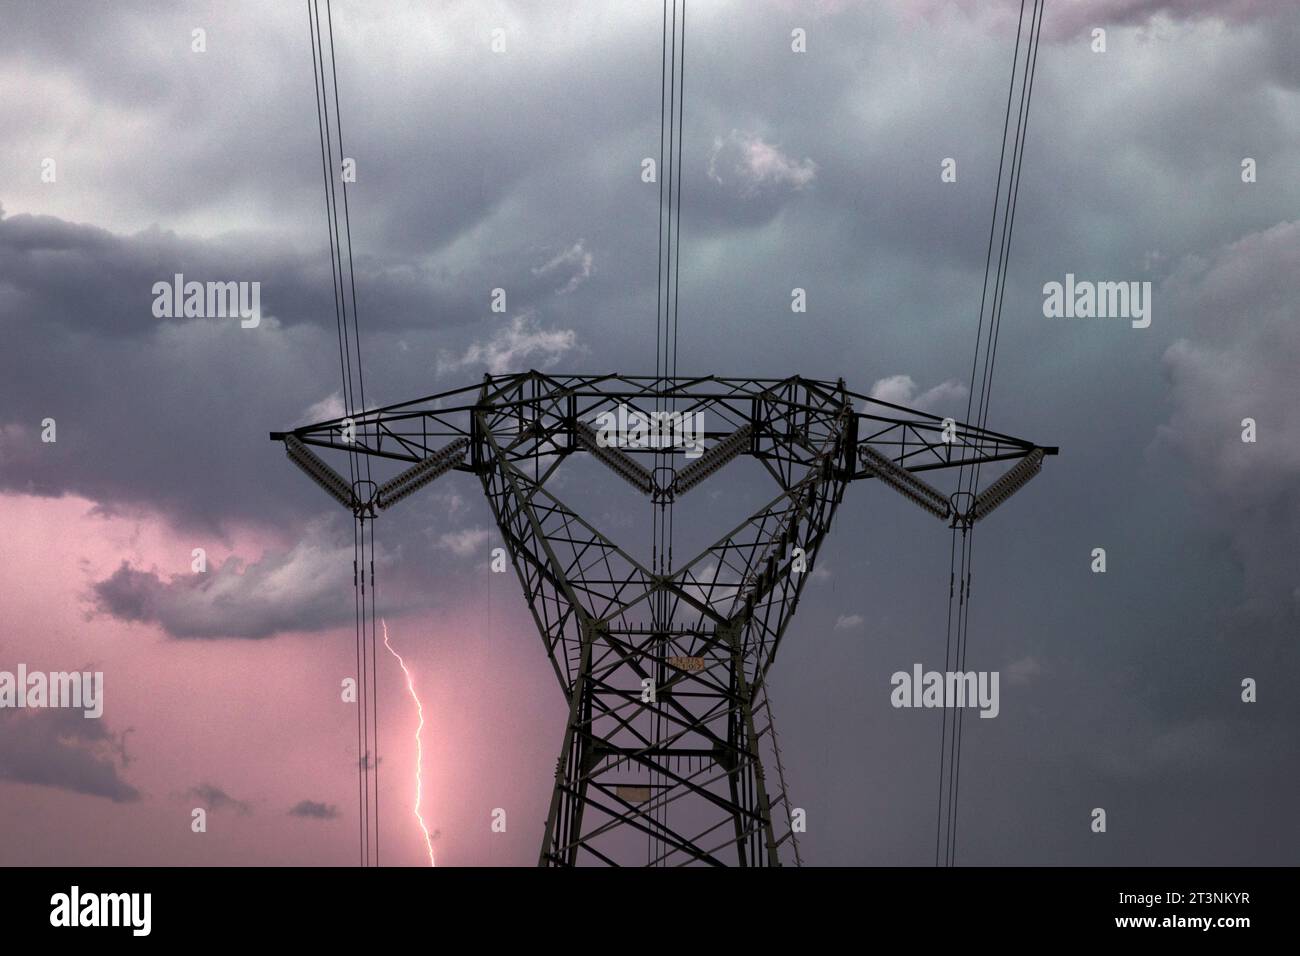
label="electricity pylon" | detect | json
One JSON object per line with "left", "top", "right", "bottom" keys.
{"left": 271, "top": 371, "right": 1055, "bottom": 866}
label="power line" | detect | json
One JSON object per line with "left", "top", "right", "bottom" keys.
{"left": 308, "top": 0, "right": 380, "bottom": 867}
{"left": 938, "top": 0, "right": 1044, "bottom": 868}
{"left": 649, "top": 0, "right": 687, "bottom": 866}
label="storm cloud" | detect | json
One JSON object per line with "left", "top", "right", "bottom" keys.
{"left": 0, "top": 708, "right": 139, "bottom": 803}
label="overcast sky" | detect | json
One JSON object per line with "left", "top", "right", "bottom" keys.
{"left": 1, "top": 0, "right": 1298, "bottom": 866}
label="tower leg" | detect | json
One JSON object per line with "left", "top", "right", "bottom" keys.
{"left": 540, "top": 624, "right": 594, "bottom": 866}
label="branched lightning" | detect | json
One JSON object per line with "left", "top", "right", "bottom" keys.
{"left": 381, "top": 618, "right": 435, "bottom": 867}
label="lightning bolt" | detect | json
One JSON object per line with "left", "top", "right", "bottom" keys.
{"left": 381, "top": 618, "right": 436, "bottom": 867}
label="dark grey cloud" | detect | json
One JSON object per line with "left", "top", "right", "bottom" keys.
{"left": 0, "top": 708, "right": 139, "bottom": 802}
{"left": 288, "top": 799, "right": 339, "bottom": 820}
{"left": 1154, "top": 219, "right": 1300, "bottom": 639}
{"left": 88, "top": 519, "right": 366, "bottom": 639}
{"left": 184, "top": 782, "right": 252, "bottom": 815}
{"left": 0, "top": 202, "right": 583, "bottom": 535}
{"left": 0, "top": 204, "right": 489, "bottom": 341}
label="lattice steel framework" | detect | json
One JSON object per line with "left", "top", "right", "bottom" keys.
{"left": 270, "top": 371, "right": 1056, "bottom": 866}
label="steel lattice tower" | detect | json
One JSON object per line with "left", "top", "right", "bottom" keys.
{"left": 272, "top": 371, "right": 1054, "bottom": 866}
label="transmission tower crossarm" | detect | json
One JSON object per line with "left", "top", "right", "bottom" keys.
{"left": 844, "top": 390, "right": 1056, "bottom": 482}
